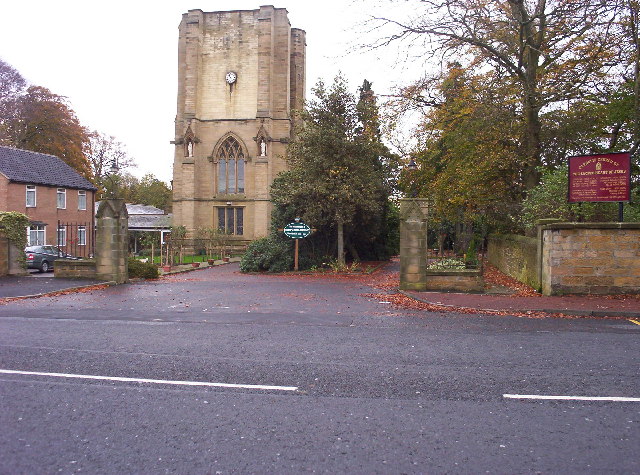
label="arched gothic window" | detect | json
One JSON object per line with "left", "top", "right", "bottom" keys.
{"left": 218, "top": 137, "right": 245, "bottom": 194}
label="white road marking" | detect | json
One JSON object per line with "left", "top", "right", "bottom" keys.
{"left": 504, "top": 394, "right": 640, "bottom": 402}
{"left": 0, "top": 369, "right": 298, "bottom": 392}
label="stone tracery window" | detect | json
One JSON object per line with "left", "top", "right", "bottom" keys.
{"left": 218, "top": 137, "right": 245, "bottom": 194}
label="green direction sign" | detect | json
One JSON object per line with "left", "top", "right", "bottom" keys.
{"left": 284, "top": 221, "right": 311, "bottom": 239}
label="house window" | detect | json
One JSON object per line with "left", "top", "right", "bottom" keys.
{"left": 27, "top": 225, "right": 45, "bottom": 246}
{"left": 57, "top": 226, "right": 67, "bottom": 247}
{"left": 57, "top": 188, "right": 66, "bottom": 209}
{"left": 78, "top": 226, "right": 86, "bottom": 246}
{"left": 217, "top": 137, "right": 245, "bottom": 194}
{"left": 26, "top": 185, "right": 36, "bottom": 207}
{"left": 217, "top": 207, "right": 244, "bottom": 235}
{"left": 78, "top": 190, "right": 87, "bottom": 210}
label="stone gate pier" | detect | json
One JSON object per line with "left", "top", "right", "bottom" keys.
{"left": 399, "top": 198, "right": 429, "bottom": 290}
{"left": 95, "top": 199, "right": 129, "bottom": 284}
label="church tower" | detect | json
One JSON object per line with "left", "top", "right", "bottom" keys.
{"left": 171, "top": 6, "right": 306, "bottom": 246}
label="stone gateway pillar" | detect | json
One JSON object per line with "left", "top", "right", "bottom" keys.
{"left": 399, "top": 198, "right": 429, "bottom": 290}
{"left": 95, "top": 199, "right": 129, "bottom": 284}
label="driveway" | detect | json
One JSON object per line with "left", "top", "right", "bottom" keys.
{"left": 0, "top": 263, "right": 638, "bottom": 474}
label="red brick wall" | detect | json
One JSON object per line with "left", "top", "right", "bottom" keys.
{"left": 0, "top": 178, "right": 95, "bottom": 251}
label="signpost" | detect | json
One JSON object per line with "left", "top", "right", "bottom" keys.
{"left": 283, "top": 219, "right": 311, "bottom": 271}
{"left": 568, "top": 152, "right": 631, "bottom": 222}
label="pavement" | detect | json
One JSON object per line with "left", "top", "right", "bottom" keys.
{"left": 0, "top": 273, "right": 105, "bottom": 299}
{"left": 402, "top": 289, "right": 640, "bottom": 318}
{"left": 1, "top": 259, "right": 638, "bottom": 318}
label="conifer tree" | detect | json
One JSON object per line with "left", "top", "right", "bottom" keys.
{"left": 271, "top": 76, "right": 396, "bottom": 265}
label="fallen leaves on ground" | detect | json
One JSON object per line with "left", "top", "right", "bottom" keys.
{"left": 0, "top": 284, "right": 110, "bottom": 305}
{"left": 482, "top": 262, "right": 540, "bottom": 297}
{"left": 360, "top": 292, "right": 628, "bottom": 320}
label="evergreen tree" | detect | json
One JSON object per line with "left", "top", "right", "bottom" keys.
{"left": 271, "top": 76, "right": 396, "bottom": 265}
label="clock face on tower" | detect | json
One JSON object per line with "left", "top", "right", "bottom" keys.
{"left": 225, "top": 71, "right": 237, "bottom": 84}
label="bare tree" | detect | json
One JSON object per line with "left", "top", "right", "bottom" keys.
{"left": 85, "top": 130, "right": 136, "bottom": 189}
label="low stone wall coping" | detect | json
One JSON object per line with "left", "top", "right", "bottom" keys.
{"left": 542, "top": 222, "right": 640, "bottom": 230}
{"left": 489, "top": 233, "right": 536, "bottom": 244}
{"left": 425, "top": 269, "right": 482, "bottom": 277}
{"left": 57, "top": 258, "right": 96, "bottom": 266}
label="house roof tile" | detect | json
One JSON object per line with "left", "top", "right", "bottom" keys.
{"left": 0, "top": 146, "right": 97, "bottom": 191}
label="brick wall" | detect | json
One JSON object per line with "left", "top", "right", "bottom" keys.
{"left": 541, "top": 223, "right": 640, "bottom": 295}
{"left": 488, "top": 234, "right": 539, "bottom": 289}
{"left": 0, "top": 176, "right": 95, "bottom": 249}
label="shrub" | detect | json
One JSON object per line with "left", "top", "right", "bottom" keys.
{"left": 240, "top": 237, "right": 293, "bottom": 273}
{"left": 128, "top": 258, "right": 159, "bottom": 279}
{"left": 427, "top": 258, "right": 465, "bottom": 270}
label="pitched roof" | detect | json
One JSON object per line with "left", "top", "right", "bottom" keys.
{"left": 0, "top": 145, "right": 97, "bottom": 191}
{"left": 94, "top": 202, "right": 167, "bottom": 216}
{"left": 128, "top": 213, "right": 172, "bottom": 230}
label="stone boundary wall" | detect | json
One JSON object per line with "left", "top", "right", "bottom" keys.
{"left": 424, "top": 269, "right": 484, "bottom": 292}
{"left": 0, "top": 233, "right": 26, "bottom": 276}
{"left": 488, "top": 234, "right": 539, "bottom": 290}
{"left": 0, "top": 235, "right": 8, "bottom": 276}
{"left": 54, "top": 259, "right": 97, "bottom": 279}
{"left": 541, "top": 223, "right": 640, "bottom": 295}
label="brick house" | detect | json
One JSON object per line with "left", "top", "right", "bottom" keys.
{"left": 0, "top": 146, "right": 97, "bottom": 256}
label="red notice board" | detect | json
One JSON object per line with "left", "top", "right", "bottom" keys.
{"left": 568, "top": 152, "right": 631, "bottom": 203}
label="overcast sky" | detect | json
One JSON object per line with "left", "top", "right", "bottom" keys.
{"left": 0, "top": 1, "right": 414, "bottom": 183}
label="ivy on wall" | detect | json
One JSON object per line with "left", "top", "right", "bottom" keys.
{"left": 0, "top": 212, "right": 30, "bottom": 267}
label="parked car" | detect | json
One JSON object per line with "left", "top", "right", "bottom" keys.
{"left": 25, "top": 245, "right": 78, "bottom": 273}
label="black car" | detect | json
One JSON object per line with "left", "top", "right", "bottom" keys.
{"left": 25, "top": 245, "right": 78, "bottom": 272}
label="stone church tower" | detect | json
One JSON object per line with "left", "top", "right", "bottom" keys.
{"left": 171, "top": 6, "right": 305, "bottom": 246}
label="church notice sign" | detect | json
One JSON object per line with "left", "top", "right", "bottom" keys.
{"left": 568, "top": 152, "right": 631, "bottom": 203}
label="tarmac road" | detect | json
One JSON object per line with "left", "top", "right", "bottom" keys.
{"left": 0, "top": 263, "right": 638, "bottom": 474}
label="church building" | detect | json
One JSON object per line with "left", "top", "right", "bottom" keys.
{"left": 171, "top": 6, "right": 306, "bottom": 246}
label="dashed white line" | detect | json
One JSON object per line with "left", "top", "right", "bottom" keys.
{"left": 0, "top": 369, "right": 298, "bottom": 392}
{"left": 504, "top": 394, "right": 640, "bottom": 402}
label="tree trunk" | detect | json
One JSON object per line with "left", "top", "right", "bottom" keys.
{"left": 522, "top": 97, "right": 542, "bottom": 192}
{"left": 337, "top": 218, "right": 345, "bottom": 265}
{"left": 346, "top": 239, "right": 360, "bottom": 263}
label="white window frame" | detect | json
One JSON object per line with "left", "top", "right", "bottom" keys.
{"left": 57, "top": 188, "right": 66, "bottom": 209}
{"left": 78, "top": 190, "right": 87, "bottom": 210}
{"left": 27, "top": 225, "right": 45, "bottom": 246}
{"left": 26, "top": 185, "right": 36, "bottom": 207}
{"left": 57, "top": 226, "right": 67, "bottom": 247}
{"left": 78, "top": 226, "right": 86, "bottom": 246}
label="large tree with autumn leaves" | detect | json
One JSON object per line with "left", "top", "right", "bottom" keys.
{"left": 375, "top": 0, "right": 639, "bottom": 232}
{"left": 376, "top": 0, "right": 626, "bottom": 190}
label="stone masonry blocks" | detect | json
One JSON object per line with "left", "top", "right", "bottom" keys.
{"left": 541, "top": 223, "right": 640, "bottom": 295}
{"left": 173, "top": 7, "right": 305, "bottom": 246}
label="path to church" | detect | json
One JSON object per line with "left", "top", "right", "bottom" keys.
{"left": 0, "top": 263, "right": 638, "bottom": 473}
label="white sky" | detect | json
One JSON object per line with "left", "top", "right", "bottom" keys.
{"left": 0, "top": 1, "right": 414, "bottom": 183}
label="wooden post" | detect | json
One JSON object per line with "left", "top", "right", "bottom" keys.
{"left": 294, "top": 238, "right": 299, "bottom": 271}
